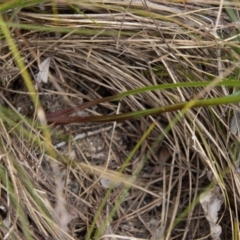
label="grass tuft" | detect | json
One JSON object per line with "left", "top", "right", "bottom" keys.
{"left": 0, "top": 0, "right": 240, "bottom": 239}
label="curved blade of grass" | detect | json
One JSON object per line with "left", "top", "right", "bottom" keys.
{"left": 0, "top": 13, "right": 55, "bottom": 157}
{"left": 6, "top": 22, "right": 134, "bottom": 36}
{"left": 47, "top": 94, "right": 240, "bottom": 124}
{"left": 0, "top": 0, "right": 48, "bottom": 12}
{"left": 46, "top": 80, "right": 240, "bottom": 122}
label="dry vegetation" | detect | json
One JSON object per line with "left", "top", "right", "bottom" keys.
{"left": 0, "top": 0, "right": 240, "bottom": 239}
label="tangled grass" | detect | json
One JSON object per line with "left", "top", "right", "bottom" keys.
{"left": 0, "top": 0, "right": 240, "bottom": 239}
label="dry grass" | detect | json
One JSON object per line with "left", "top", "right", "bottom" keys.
{"left": 0, "top": 0, "right": 240, "bottom": 239}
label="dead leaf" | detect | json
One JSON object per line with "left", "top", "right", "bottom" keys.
{"left": 100, "top": 177, "right": 121, "bottom": 189}
{"left": 200, "top": 186, "right": 223, "bottom": 240}
{"left": 36, "top": 57, "right": 51, "bottom": 84}
{"left": 230, "top": 110, "right": 240, "bottom": 135}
